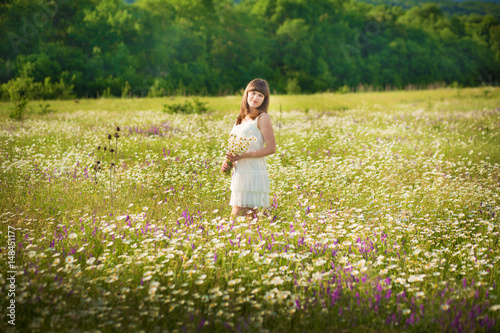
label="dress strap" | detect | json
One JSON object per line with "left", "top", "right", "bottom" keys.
{"left": 256, "top": 113, "right": 267, "bottom": 124}
{"left": 256, "top": 112, "right": 267, "bottom": 129}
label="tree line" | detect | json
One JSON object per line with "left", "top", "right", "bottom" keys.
{"left": 360, "top": 0, "right": 500, "bottom": 18}
{"left": 1, "top": 0, "right": 499, "bottom": 100}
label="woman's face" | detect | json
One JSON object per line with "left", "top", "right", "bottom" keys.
{"left": 247, "top": 90, "right": 265, "bottom": 110}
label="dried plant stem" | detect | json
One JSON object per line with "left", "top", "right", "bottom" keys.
{"left": 115, "top": 137, "right": 118, "bottom": 184}
{"left": 109, "top": 164, "right": 112, "bottom": 203}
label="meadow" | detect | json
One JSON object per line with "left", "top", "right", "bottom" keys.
{"left": 0, "top": 87, "right": 499, "bottom": 332}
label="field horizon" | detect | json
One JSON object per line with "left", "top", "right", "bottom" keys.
{"left": 1, "top": 86, "right": 499, "bottom": 118}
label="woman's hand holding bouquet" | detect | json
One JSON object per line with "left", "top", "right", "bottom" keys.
{"left": 221, "top": 132, "right": 256, "bottom": 175}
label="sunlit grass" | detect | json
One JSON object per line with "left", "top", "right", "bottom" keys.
{"left": 1, "top": 86, "right": 499, "bottom": 119}
{"left": 0, "top": 87, "right": 499, "bottom": 332}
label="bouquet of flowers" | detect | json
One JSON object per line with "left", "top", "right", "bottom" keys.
{"left": 223, "top": 132, "right": 257, "bottom": 174}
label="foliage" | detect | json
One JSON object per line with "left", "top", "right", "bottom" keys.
{"left": 8, "top": 88, "right": 29, "bottom": 121}
{"left": 360, "top": 0, "right": 500, "bottom": 18}
{"left": 285, "top": 78, "right": 301, "bottom": 95}
{"left": 41, "top": 76, "right": 75, "bottom": 100}
{"left": 121, "top": 81, "right": 132, "bottom": 98}
{"left": 0, "top": 0, "right": 499, "bottom": 98}
{"left": 163, "top": 97, "right": 210, "bottom": 114}
{"left": 38, "top": 103, "right": 54, "bottom": 115}
{"left": 336, "top": 85, "right": 351, "bottom": 94}
{"left": 2, "top": 64, "right": 36, "bottom": 120}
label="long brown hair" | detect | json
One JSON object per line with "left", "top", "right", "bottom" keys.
{"left": 236, "top": 78, "right": 270, "bottom": 125}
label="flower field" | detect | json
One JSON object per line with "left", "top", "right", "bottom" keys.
{"left": 1, "top": 88, "right": 499, "bottom": 332}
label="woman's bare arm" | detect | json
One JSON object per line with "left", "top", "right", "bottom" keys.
{"left": 251, "top": 113, "right": 276, "bottom": 158}
{"left": 226, "top": 114, "right": 276, "bottom": 163}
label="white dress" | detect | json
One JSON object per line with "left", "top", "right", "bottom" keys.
{"left": 229, "top": 114, "right": 270, "bottom": 208}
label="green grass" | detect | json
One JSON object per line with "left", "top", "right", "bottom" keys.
{"left": 0, "top": 87, "right": 499, "bottom": 332}
{"left": 1, "top": 86, "right": 498, "bottom": 119}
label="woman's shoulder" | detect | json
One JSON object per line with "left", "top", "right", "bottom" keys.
{"left": 257, "top": 112, "right": 272, "bottom": 129}
{"left": 257, "top": 112, "right": 271, "bottom": 120}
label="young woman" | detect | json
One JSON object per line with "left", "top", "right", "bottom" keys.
{"left": 221, "top": 79, "right": 276, "bottom": 219}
